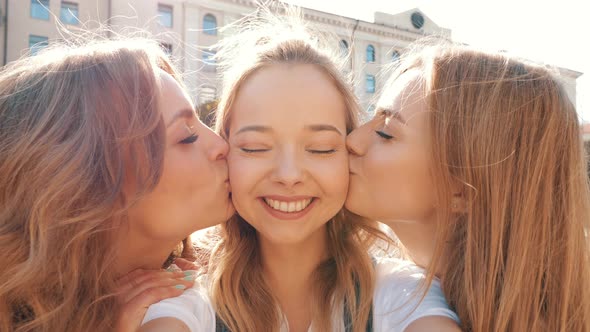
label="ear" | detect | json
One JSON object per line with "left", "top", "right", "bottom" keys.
{"left": 449, "top": 176, "right": 468, "bottom": 213}
{"left": 451, "top": 192, "right": 467, "bottom": 214}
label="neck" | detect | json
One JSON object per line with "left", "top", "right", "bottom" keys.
{"left": 114, "top": 228, "right": 180, "bottom": 276}
{"left": 259, "top": 226, "right": 329, "bottom": 331}
{"left": 386, "top": 215, "right": 444, "bottom": 276}
{"left": 260, "top": 227, "right": 328, "bottom": 293}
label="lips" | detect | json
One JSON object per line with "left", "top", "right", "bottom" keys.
{"left": 263, "top": 197, "right": 312, "bottom": 213}
{"left": 259, "top": 195, "right": 316, "bottom": 220}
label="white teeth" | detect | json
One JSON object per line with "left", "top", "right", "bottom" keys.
{"left": 264, "top": 198, "right": 312, "bottom": 213}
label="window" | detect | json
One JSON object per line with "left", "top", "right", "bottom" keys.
{"left": 160, "top": 42, "right": 173, "bottom": 55}
{"left": 31, "top": 0, "right": 50, "bottom": 20}
{"left": 391, "top": 50, "right": 400, "bottom": 62}
{"left": 60, "top": 2, "right": 78, "bottom": 25}
{"left": 203, "top": 14, "right": 217, "bottom": 35}
{"left": 158, "top": 4, "right": 173, "bottom": 28}
{"left": 202, "top": 50, "right": 216, "bottom": 65}
{"left": 411, "top": 12, "right": 425, "bottom": 29}
{"left": 339, "top": 39, "right": 348, "bottom": 55}
{"left": 199, "top": 86, "right": 217, "bottom": 104}
{"left": 366, "top": 45, "right": 375, "bottom": 63}
{"left": 366, "top": 74, "right": 375, "bottom": 94}
{"left": 29, "top": 35, "right": 49, "bottom": 55}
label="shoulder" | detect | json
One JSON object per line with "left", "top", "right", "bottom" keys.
{"left": 404, "top": 316, "right": 462, "bottom": 332}
{"left": 373, "top": 257, "right": 431, "bottom": 297}
{"left": 372, "top": 258, "right": 460, "bottom": 332}
{"left": 141, "top": 277, "right": 216, "bottom": 332}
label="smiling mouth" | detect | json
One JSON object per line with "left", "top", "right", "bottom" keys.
{"left": 263, "top": 197, "right": 313, "bottom": 213}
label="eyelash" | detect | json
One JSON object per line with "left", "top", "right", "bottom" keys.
{"left": 241, "top": 148, "right": 269, "bottom": 153}
{"left": 375, "top": 130, "right": 394, "bottom": 140}
{"left": 180, "top": 134, "right": 199, "bottom": 144}
{"left": 240, "top": 148, "right": 336, "bottom": 154}
{"left": 308, "top": 149, "right": 336, "bottom": 154}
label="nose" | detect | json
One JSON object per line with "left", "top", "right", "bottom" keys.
{"left": 204, "top": 127, "right": 229, "bottom": 161}
{"left": 346, "top": 124, "right": 368, "bottom": 157}
{"left": 270, "top": 147, "right": 304, "bottom": 187}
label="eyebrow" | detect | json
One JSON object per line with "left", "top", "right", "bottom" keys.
{"left": 166, "top": 109, "right": 195, "bottom": 128}
{"left": 378, "top": 108, "right": 406, "bottom": 125}
{"left": 235, "top": 125, "right": 272, "bottom": 135}
{"left": 304, "top": 124, "right": 343, "bottom": 136}
{"left": 234, "top": 124, "right": 343, "bottom": 136}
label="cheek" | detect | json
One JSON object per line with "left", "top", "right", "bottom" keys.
{"left": 227, "top": 155, "right": 260, "bottom": 210}
{"left": 369, "top": 146, "right": 435, "bottom": 216}
{"left": 164, "top": 150, "right": 206, "bottom": 192}
{"left": 315, "top": 153, "right": 349, "bottom": 201}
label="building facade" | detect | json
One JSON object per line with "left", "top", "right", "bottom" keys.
{"left": 0, "top": 0, "right": 582, "bottom": 113}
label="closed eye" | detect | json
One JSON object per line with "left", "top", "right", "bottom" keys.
{"left": 375, "top": 130, "right": 394, "bottom": 140}
{"left": 180, "top": 134, "right": 199, "bottom": 144}
{"left": 308, "top": 149, "right": 336, "bottom": 154}
{"left": 241, "top": 148, "right": 270, "bottom": 153}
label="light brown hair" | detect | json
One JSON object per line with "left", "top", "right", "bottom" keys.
{"left": 208, "top": 7, "right": 387, "bottom": 332}
{"left": 0, "top": 38, "right": 182, "bottom": 331}
{"left": 387, "top": 40, "right": 590, "bottom": 331}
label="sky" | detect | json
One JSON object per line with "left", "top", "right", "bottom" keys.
{"left": 284, "top": 0, "right": 590, "bottom": 122}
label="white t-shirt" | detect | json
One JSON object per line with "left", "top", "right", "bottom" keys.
{"left": 142, "top": 258, "right": 459, "bottom": 332}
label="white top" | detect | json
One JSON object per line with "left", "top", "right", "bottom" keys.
{"left": 142, "top": 258, "right": 459, "bottom": 332}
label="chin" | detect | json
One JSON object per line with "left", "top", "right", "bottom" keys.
{"left": 344, "top": 199, "right": 359, "bottom": 215}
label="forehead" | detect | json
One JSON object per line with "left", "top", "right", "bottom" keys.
{"left": 377, "top": 69, "right": 427, "bottom": 125}
{"left": 229, "top": 64, "right": 347, "bottom": 130}
{"left": 158, "top": 70, "right": 194, "bottom": 121}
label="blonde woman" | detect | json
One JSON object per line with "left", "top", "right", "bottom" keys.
{"left": 345, "top": 41, "right": 590, "bottom": 331}
{"left": 0, "top": 38, "right": 233, "bottom": 331}
{"left": 141, "top": 9, "right": 460, "bottom": 332}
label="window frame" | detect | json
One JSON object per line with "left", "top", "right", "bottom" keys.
{"left": 158, "top": 4, "right": 173, "bottom": 28}
{"left": 203, "top": 14, "right": 217, "bottom": 35}
{"left": 366, "top": 74, "right": 376, "bottom": 94}
{"left": 60, "top": 1, "right": 79, "bottom": 25}
{"left": 391, "top": 50, "right": 400, "bottom": 62}
{"left": 339, "top": 39, "right": 349, "bottom": 55}
{"left": 366, "top": 44, "right": 376, "bottom": 63}
{"left": 29, "top": 35, "right": 49, "bottom": 55}
{"left": 31, "top": 0, "right": 50, "bottom": 20}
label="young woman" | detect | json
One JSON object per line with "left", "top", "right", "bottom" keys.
{"left": 0, "top": 38, "right": 233, "bottom": 331}
{"left": 141, "top": 9, "right": 459, "bottom": 332}
{"left": 345, "top": 40, "right": 590, "bottom": 331}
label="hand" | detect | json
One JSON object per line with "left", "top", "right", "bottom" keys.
{"left": 173, "top": 258, "right": 200, "bottom": 271}
{"left": 113, "top": 269, "right": 196, "bottom": 332}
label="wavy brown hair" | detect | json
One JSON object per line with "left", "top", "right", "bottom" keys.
{"left": 387, "top": 41, "right": 590, "bottom": 331}
{"left": 0, "top": 38, "right": 183, "bottom": 332}
{"left": 207, "top": 7, "right": 388, "bottom": 332}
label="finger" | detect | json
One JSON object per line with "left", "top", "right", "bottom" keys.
{"left": 116, "top": 270, "right": 185, "bottom": 294}
{"left": 173, "top": 258, "right": 200, "bottom": 271}
{"left": 121, "top": 274, "right": 196, "bottom": 304}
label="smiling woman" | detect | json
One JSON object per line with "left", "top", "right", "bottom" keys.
{"left": 226, "top": 63, "right": 350, "bottom": 246}
{"left": 140, "top": 5, "right": 460, "bottom": 332}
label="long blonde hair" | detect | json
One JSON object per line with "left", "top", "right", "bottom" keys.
{"left": 389, "top": 41, "right": 590, "bottom": 331}
{"left": 208, "top": 7, "right": 387, "bottom": 332}
{"left": 0, "top": 38, "right": 182, "bottom": 332}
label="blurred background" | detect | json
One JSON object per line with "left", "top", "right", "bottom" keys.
{"left": 2, "top": 0, "right": 588, "bottom": 153}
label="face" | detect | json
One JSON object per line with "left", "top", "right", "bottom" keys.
{"left": 127, "top": 70, "right": 234, "bottom": 243}
{"left": 227, "top": 64, "right": 349, "bottom": 245}
{"left": 345, "top": 69, "right": 437, "bottom": 223}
